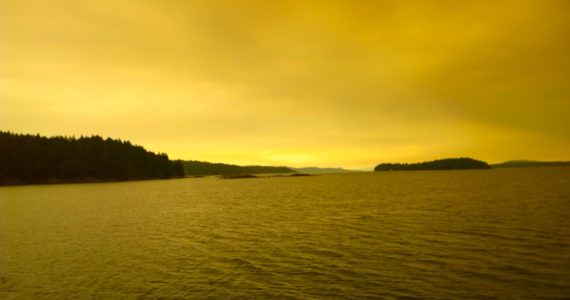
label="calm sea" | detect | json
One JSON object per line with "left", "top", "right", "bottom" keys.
{"left": 1, "top": 168, "right": 569, "bottom": 299}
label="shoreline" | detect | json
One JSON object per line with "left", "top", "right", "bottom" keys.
{"left": 0, "top": 176, "right": 186, "bottom": 187}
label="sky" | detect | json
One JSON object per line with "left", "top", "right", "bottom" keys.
{"left": 1, "top": 0, "right": 569, "bottom": 169}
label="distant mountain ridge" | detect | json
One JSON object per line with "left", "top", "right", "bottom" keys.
{"left": 375, "top": 158, "right": 491, "bottom": 171}
{"left": 492, "top": 160, "right": 570, "bottom": 168}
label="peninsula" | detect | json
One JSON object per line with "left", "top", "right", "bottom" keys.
{"left": 0, "top": 131, "right": 295, "bottom": 185}
{"left": 182, "top": 160, "right": 293, "bottom": 176}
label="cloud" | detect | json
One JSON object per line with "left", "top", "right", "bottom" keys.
{"left": 1, "top": 0, "right": 569, "bottom": 167}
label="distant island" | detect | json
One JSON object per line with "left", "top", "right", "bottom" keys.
{"left": 375, "top": 158, "right": 491, "bottom": 171}
{"left": 492, "top": 160, "right": 570, "bottom": 168}
{"left": 0, "top": 131, "right": 184, "bottom": 185}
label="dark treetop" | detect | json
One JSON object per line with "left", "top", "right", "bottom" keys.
{"left": 0, "top": 131, "right": 184, "bottom": 185}
{"left": 374, "top": 157, "right": 491, "bottom": 171}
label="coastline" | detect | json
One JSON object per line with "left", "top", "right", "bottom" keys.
{"left": 0, "top": 176, "right": 186, "bottom": 187}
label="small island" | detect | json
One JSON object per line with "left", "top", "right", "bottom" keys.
{"left": 374, "top": 158, "right": 491, "bottom": 171}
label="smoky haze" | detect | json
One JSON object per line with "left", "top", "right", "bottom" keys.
{"left": 1, "top": 0, "right": 569, "bottom": 168}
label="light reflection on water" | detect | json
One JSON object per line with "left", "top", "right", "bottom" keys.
{"left": 1, "top": 168, "right": 569, "bottom": 299}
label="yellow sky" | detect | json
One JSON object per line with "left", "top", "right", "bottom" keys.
{"left": 1, "top": 0, "right": 569, "bottom": 168}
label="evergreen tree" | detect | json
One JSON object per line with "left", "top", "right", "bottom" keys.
{"left": 0, "top": 131, "right": 184, "bottom": 184}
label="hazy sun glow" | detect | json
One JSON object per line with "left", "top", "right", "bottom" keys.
{"left": 1, "top": 0, "right": 569, "bottom": 168}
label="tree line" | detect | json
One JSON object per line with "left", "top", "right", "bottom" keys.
{"left": 182, "top": 160, "right": 293, "bottom": 176}
{"left": 0, "top": 131, "right": 184, "bottom": 184}
{"left": 375, "top": 158, "right": 491, "bottom": 171}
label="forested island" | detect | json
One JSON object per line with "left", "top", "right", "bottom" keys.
{"left": 0, "top": 131, "right": 184, "bottom": 185}
{"left": 492, "top": 160, "right": 570, "bottom": 168}
{"left": 374, "top": 158, "right": 491, "bottom": 171}
{"left": 182, "top": 160, "right": 293, "bottom": 176}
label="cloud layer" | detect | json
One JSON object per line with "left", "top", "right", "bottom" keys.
{"left": 2, "top": 0, "right": 569, "bottom": 167}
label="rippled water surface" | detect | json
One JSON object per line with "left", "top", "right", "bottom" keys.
{"left": 1, "top": 168, "right": 570, "bottom": 299}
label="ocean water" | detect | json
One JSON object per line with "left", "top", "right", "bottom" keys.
{"left": 1, "top": 168, "right": 569, "bottom": 299}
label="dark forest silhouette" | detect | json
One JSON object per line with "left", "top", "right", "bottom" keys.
{"left": 0, "top": 131, "right": 184, "bottom": 185}
{"left": 182, "top": 160, "right": 292, "bottom": 176}
{"left": 1, "top": 131, "right": 504, "bottom": 185}
{"left": 375, "top": 158, "right": 491, "bottom": 171}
